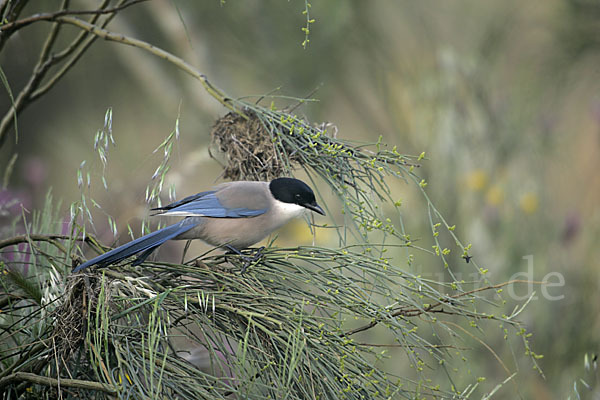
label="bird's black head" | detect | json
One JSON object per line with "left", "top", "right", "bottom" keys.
{"left": 269, "top": 177, "right": 325, "bottom": 215}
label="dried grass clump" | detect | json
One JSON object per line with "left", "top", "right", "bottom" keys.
{"left": 53, "top": 278, "right": 92, "bottom": 356}
{"left": 210, "top": 110, "right": 298, "bottom": 181}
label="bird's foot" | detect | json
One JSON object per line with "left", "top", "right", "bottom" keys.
{"left": 225, "top": 245, "right": 265, "bottom": 274}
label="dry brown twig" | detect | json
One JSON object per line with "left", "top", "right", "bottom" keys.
{"left": 0, "top": 0, "right": 241, "bottom": 148}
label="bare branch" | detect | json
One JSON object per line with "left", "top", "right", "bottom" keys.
{"left": 52, "top": 16, "right": 240, "bottom": 115}
{"left": 0, "top": 0, "right": 30, "bottom": 51}
{"left": 0, "top": 1, "right": 155, "bottom": 147}
{"left": 0, "top": 5, "right": 244, "bottom": 147}
{"left": 341, "top": 279, "right": 542, "bottom": 337}
{"left": 0, "top": 372, "right": 117, "bottom": 395}
{"left": 30, "top": 0, "right": 121, "bottom": 101}
{"left": 0, "top": 0, "right": 149, "bottom": 33}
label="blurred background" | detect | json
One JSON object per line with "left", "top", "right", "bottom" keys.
{"left": 1, "top": 1, "right": 599, "bottom": 398}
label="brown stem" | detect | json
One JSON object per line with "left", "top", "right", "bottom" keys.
{"left": 30, "top": 0, "right": 116, "bottom": 102}
{"left": 0, "top": 0, "right": 148, "bottom": 33}
{"left": 0, "top": 234, "right": 102, "bottom": 252}
{"left": 0, "top": 2, "right": 245, "bottom": 147}
{"left": 0, "top": 372, "right": 117, "bottom": 395}
{"left": 0, "top": 0, "right": 30, "bottom": 51}
{"left": 341, "top": 279, "right": 540, "bottom": 337}
{"left": 52, "top": 16, "right": 241, "bottom": 115}
{"left": 0, "top": 0, "right": 116, "bottom": 147}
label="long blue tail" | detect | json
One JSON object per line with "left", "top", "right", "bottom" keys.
{"left": 73, "top": 221, "right": 198, "bottom": 272}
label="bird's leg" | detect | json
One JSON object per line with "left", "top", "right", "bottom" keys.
{"left": 253, "top": 246, "right": 266, "bottom": 259}
{"left": 224, "top": 245, "right": 266, "bottom": 274}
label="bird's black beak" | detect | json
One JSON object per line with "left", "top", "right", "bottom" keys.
{"left": 304, "top": 202, "right": 325, "bottom": 216}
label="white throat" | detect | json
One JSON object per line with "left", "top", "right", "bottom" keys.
{"left": 272, "top": 199, "right": 306, "bottom": 221}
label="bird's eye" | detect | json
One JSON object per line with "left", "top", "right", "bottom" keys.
{"left": 295, "top": 194, "right": 301, "bottom": 200}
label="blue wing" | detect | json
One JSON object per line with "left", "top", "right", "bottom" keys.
{"left": 151, "top": 190, "right": 266, "bottom": 218}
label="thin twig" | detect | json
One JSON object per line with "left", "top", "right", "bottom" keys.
{"left": 30, "top": 0, "right": 114, "bottom": 101}
{"left": 1, "top": 1, "right": 245, "bottom": 147}
{"left": 0, "top": 0, "right": 116, "bottom": 146}
{"left": 341, "top": 279, "right": 541, "bottom": 337}
{"left": 0, "top": 0, "right": 148, "bottom": 32}
{"left": 52, "top": 15, "right": 242, "bottom": 116}
{"left": 37, "top": 0, "right": 68, "bottom": 62}
{"left": 0, "top": 234, "right": 98, "bottom": 250}
{"left": 0, "top": 372, "right": 117, "bottom": 395}
{"left": 0, "top": 35, "right": 53, "bottom": 146}
{"left": 0, "top": 0, "right": 29, "bottom": 51}
{"left": 443, "top": 320, "right": 520, "bottom": 396}
{"left": 0, "top": 0, "right": 71, "bottom": 147}
{"left": 354, "top": 342, "right": 470, "bottom": 350}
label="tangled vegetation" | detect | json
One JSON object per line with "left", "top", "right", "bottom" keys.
{"left": 0, "top": 1, "right": 544, "bottom": 399}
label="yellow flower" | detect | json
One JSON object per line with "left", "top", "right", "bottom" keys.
{"left": 519, "top": 192, "right": 539, "bottom": 214}
{"left": 466, "top": 169, "right": 488, "bottom": 192}
{"left": 486, "top": 185, "right": 504, "bottom": 206}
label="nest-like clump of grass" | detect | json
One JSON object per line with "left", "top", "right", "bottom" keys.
{"left": 210, "top": 110, "right": 299, "bottom": 181}
{"left": 53, "top": 276, "right": 101, "bottom": 360}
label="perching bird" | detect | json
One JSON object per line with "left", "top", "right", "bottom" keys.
{"left": 72, "top": 177, "right": 325, "bottom": 272}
